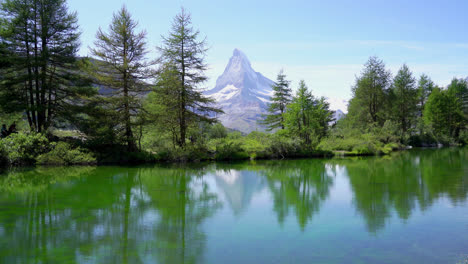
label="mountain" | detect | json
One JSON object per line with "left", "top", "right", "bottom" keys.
{"left": 333, "top": 109, "right": 345, "bottom": 122}
{"left": 206, "top": 49, "right": 274, "bottom": 133}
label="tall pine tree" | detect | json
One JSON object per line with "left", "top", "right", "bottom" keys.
{"left": 0, "top": 0, "right": 91, "bottom": 132}
{"left": 417, "top": 74, "right": 434, "bottom": 115}
{"left": 347, "top": 56, "right": 391, "bottom": 128}
{"left": 284, "top": 80, "right": 333, "bottom": 145}
{"left": 262, "top": 69, "right": 292, "bottom": 130}
{"left": 90, "top": 6, "right": 152, "bottom": 151}
{"left": 390, "top": 64, "right": 418, "bottom": 138}
{"left": 156, "top": 8, "right": 222, "bottom": 148}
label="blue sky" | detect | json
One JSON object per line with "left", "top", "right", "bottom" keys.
{"left": 68, "top": 0, "right": 468, "bottom": 110}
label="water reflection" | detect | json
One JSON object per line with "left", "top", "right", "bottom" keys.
{"left": 263, "top": 159, "right": 334, "bottom": 230}
{"left": 212, "top": 168, "right": 265, "bottom": 216}
{"left": 139, "top": 167, "right": 222, "bottom": 264}
{"left": 340, "top": 148, "right": 468, "bottom": 233}
{"left": 0, "top": 148, "right": 466, "bottom": 263}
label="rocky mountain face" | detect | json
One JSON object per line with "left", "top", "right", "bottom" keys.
{"left": 205, "top": 49, "right": 274, "bottom": 133}
{"left": 206, "top": 49, "right": 348, "bottom": 133}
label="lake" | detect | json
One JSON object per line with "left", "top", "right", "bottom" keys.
{"left": 0, "top": 148, "right": 467, "bottom": 264}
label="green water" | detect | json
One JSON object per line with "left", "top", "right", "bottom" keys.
{"left": 0, "top": 148, "right": 467, "bottom": 264}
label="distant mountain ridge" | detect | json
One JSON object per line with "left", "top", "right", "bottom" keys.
{"left": 205, "top": 49, "right": 274, "bottom": 133}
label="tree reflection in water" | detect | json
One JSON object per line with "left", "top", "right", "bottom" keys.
{"left": 0, "top": 148, "right": 466, "bottom": 263}
{"left": 336, "top": 148, "right": 468, "bottom": 233}
{"left": 0, "top": 166, "right": 222, "bottom": 264}
{"left": 263, "top": 159, "right": 334, "bottom": 230}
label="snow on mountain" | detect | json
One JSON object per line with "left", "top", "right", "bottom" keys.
{"left": 333, "top": 109, "right": 345, "bottom": 122}
{"left": 206, "top": 49, "right": 275, "bottom": 133}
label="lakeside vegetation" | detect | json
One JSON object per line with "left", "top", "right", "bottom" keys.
{"left": 0, "top": 0, "right": 466, "bottom": 166}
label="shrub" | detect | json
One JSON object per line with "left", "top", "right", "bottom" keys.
{"left": 154, "top": 145, "right": 211, "bottom": 162}
{"left": 213, "top": 140, "right": 249, "bottom": 161}
{"left": 265, "top": 133, "right": 303, "bottom": 159}
{"left": 36, "top": 142, "right": 96, "bottom": 165}
{"left": 207, "top": 123, "right": 228, "bottom": 139}
{"left": 459, "top": 129, "right": 468, "bottom": 145}
{"left": 0, "top": 132, "right": 50, "bottom": 165}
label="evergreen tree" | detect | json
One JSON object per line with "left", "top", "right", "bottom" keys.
{"left": 90, "top": 6, "right": 152, "bottom": 151}
{"left": 284, "top": 80, "right": 333, "bottom": 145}
{"left": 285, "top": 80, "right": 314, "bottom": 144}
{"left": 157, "top": 8, "right": 222, "bottom": 148}
{"left": 415, "top": 74, "right": 434, "bottom": 134}
{"left": 262, "top": 70, "right": 292, "bottom": 130}
{"left": 315, "top": 97, "right": 334, "bottom": 139}
{"left": 417, "top": 74, "right": 434, "bottom": 114}
{"left": 390, "top": 64, "right": 418, "bottom": 139}
{"left": 0, "top": 0, "right": 91, "bottom": 132}
{"left": 347, "top": 56, "right": 391, "bottom": 128}
{"left": 424, "top": 87, "right": 464, "bottom": 140}
{"left": 447, "top": 78, "right": 468, "bottom": 116}
{"left": 144, "top": 63, "right": 182, "bottom": 147}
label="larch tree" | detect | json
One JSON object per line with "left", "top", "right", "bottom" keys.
{"left": 156, "top": 8, "right": 222, "bottom": 148}
{"left": 447, "top": 78, "right": 468, "bottom": 116}
{"left": 262, "top": 69, "right": 292, "bottom": 130}
{"left": 390, "top": 64, "right": 418, "bottom": 138}
{"left": 144, "top": 62, "right": 182, "bottom": 147}
{"left": 415, "top": 74, "right": 434, "bottom": 134}
{"left": 90, "top": 6, "right": 152, "bottom": 151}
{"left": 423, "top": 87, "right": 464, "bottom": 140}
{"left": 285, "top": 80, "right": 314, "bottom": 144}
{"left": 347, "top": 56, "right": 391, "bottom": 128}
{"left": 0, "top": 0, "right": 92, "bottom": 132}
{"left": 284, "top": 80, "right": 333, "bottom": 145}
{"left": 417, "top": 74, "right": 434, "bottom": 114}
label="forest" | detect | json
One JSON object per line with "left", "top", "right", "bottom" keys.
{"left": 0, "top": 0, "right": 466, "bottom": 166}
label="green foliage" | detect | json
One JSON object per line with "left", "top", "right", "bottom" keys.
{"left": 374, "top": 120, "right": 400, "bottom": 144}
{"left": 265, "top": 132, "right": 303, "bottom": 159}
{"left": 424, "top": 87, "right": 465, "bottom": 142}
{"left": 36, "top": 142, "right": 96, "bottom": 165}
{"left": 207, "top": 123, "right": 228, "bottom": 139}
{"left": 284, "top": 81, "right": 334, "bottom": 147}
{"left": 90, "top": 6, "right": 152, "bottom": 151}
{"left": 319, "top": 118, "right": 401, "bottom": 155}
{"left": 447, "top": 78, "right": 468, "bottom": 117}
{"left": 0, "top": 132, "right": 49, "bottom": 165}
{"left": 156, "top": 8, "right": 222, "bottom": 148}
{"left": 347, "top": 56, "right": 392, "bottom": 128}
{"left": 390, "top": 64, "right": 418, "bottom": 140}
{"left": 417, "top": 74, "right": 434, "bottom": 114}
{"left": 261, "top": 70, "right": 292, "bottom": 130}
{"left": 155, "top": 145, "right": 210, "bottom": 163}
{"left": 0, "top": 0, "right": 92, "bottom": 132}
{"left": 212, "top": 139, "right": 249, "bottom": 161}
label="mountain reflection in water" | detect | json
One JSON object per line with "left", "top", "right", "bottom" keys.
{"left": 0, "top": 148, "right": 466, "bottom": 264}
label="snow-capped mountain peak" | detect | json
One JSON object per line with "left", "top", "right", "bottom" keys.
{"left": 206, "top": 49, "right": 275, "bottom": 133}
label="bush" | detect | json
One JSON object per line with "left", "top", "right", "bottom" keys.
{"left": 213, "top": 139, "right": 249, "bottom": 161}
{"left": 319, "top": 132, "right": 401, "bottom": 156}
{"left": 36, "top": 142, "right": 96, "bottom": 165}
{"left": 0, "top": 132, "right": 50, "bottom": 165}
{"left": 207, "top": 123, "right": 228, "bottom": 139}
{"left": 459, "top": 129, "right": 468, "bottom": 145}
{"left": 265, "top": 133, "right": 303, "bottom": 159}
{"left": 155, "top": 145, "right": 211, "bottom": 162}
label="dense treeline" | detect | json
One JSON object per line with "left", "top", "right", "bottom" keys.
{"left": 320, "top": 57, "right": 468, "bottom": 155}
{"left": 0, "top": 0, "right": 466, "bottom": 166}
